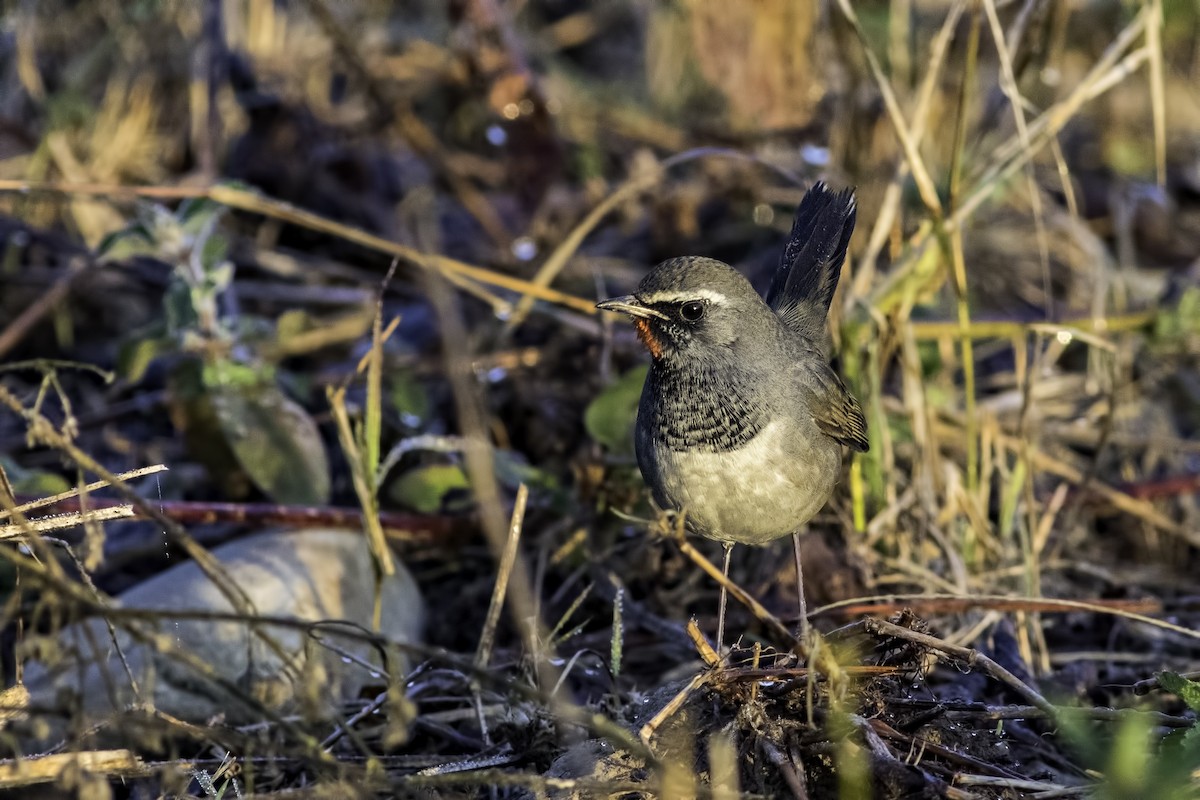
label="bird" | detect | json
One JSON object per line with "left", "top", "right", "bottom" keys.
{"left": 597, "top": 182, "right": 868, "bottom": 649}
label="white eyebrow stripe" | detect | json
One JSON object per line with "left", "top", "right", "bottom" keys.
{"left": 640, "top": 289, "right": 728, "bottom": 305}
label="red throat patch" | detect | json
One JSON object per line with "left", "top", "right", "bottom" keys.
{"left": 633, "top": 318, "right": 663, "bottom": 359}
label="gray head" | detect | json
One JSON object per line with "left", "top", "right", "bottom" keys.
{"left": 596, "top": 256, "right": 775, "bottom": 362}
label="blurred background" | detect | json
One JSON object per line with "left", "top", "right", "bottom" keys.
{"left": 0, "top": 0, "right": 1198, "bottom": 796}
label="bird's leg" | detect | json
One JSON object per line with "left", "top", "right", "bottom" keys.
{"left": 792, "top": 532, "right": 810, "bottom": 641}
{"left": 716, "top": 542, "right": 734, "bottom": 652}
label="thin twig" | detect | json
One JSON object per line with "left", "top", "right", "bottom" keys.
{"left": 0, "top": 256, "right": 94, "bottom": 359}
{"left": 863, "top": 617, "right": 1058, "bottom": 719}
{"left": 9, "top": 495, "right": 463, "bottom": 546}
{"left": 814, "top": 592, "right": 1200, "bottom": 641}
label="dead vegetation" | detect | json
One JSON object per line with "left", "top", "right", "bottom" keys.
{"left": 0, "top": 0, "right": 1198, "bottom": 797}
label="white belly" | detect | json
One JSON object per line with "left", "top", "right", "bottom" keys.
{"left": 649, "top": 419, "right": 840, "bottom": 546}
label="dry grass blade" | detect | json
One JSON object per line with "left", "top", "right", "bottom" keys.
{"left": 945, "top": 7, "right": 982, "bottom": 496}
{"left": 708, "top": 731, "right": 740, "bottom": 800}
{"left": 871, "top": 5, "right": 1151, "bottom": 305}
{"left": 404, "top": 188, "right": 603, "bottom": 753}
{"left": 815, "top": 593, "right": 1200, "bottom": 642}
{"left": 0, "top": 750, "right": 175, "bottom": 789}
{"left": 952, "top": 12, "right": 1151, "bottom": 231}
{"left": 0, "top": 256, "right": 95, "bottom": 360}
{"left": 982, "top": 0, "right": 1053, "bottom": 316}
{"left": 907, "top": 309, "right": 1156, "bottom": 340}
{"left": 475, "top": 483, "right": 529, "bottom": 668}
{"left": 505, "top": 160, "right": 664, "bottom": 330}
{"left": 852, "top": 0, "right": 966, "bottom": 298}
{"left": 832, "top": 0, "right": 943, "bottom": 218}
{"left": 639, "top": 670, "right": 710, "bottom": 747}
{"left": 989, "top": 429, "right": 1200, "bottom": 546}
{"left": 0, "top": 464, "right": 166, "bottom": 520}
{"left": 686, "top": 618, "right": 721, "bottom": 668}
{"left": 1146, "top": 0, "right": 1166, "bottom": 187}
{"left": 0, "top": 504, "right": 133, "bottom": 537}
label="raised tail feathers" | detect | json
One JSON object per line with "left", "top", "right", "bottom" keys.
{"left": 765, "top": 182, "right": 857, "bottom": 341}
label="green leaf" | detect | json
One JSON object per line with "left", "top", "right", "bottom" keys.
{"left": 96, "top": 224, "right": 159, "bottom": 264}
{"left": 208, "top": 378, "right": 331, "bottom": 505}
{"left": 203, "top": 359, "right": 269, "bottom": 389}
{"left": 388, "top": 369, "right": 430, "bottom": 427}
{"left": 1106, "top": 710, "right": 1152, "bottom": 796}
{"left": 1183, "top": 726, "right": 1200, "bottom": 761}
{"left": 0, "top": 457, "right": 71, "bottom": 497}
{"left": 1159, "top": 672, "right": 1200, "bottom": 713}
{"left": 585, "top": 365, "right": 648, "bottom": 454}
{"left": 1154, "top": 287, "right": 1200, "bottom": 343}
{"left": 916, "top": 339, "right": 942, "bottom": 377}
{"left": 494, "top": 449, "right": 558, "bottom": 493}
{"left": 164, "top": 276, "right": 199, "bottom": 334}
{"left": 117, "top": 333, "right": 174, "bottom": 383}
{"left": 388, "top": 464, "right": 471, "bottom": 514}
{"left": 177, "top": 197, "right": 226, "bottom": 235}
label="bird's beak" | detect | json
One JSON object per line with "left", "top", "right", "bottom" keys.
{"left": 596, "top": 295, "right": 666, "bottom": 320}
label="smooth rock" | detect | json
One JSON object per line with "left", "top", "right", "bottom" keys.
{"left": 23, "top": 529, "right": 424, "bottom": 725}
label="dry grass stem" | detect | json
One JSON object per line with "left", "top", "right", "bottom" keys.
{"left": 0, "top": 464, "right": 167, "bottom": 520}
{"left": 0, "top": 504, "right": 133, "bottom": 537}
{"left": 475, "top": 483, "right": 529, "bottom": 669}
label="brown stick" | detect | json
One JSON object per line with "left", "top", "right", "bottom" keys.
{"left": 12, "top": 495, "right": 467, "bottom": 545}
{"left": 863, "top": 617, "right": 1058, "bottom": 720}
{"left": 0, "top": 257, "right": 94, "bottom": 359}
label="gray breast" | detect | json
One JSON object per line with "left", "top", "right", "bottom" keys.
{"left": 637, "top": 415, "right": 842, "bottom": 546}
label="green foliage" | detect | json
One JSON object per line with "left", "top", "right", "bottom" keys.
{"left": 116, "top": 327, "right": 172, "bottom": 384}
{"left": 1159, "top": 672, "right": 1200, "bottom": 757}
{"left": 96, "top": 223, "right": 159, "bottom": 263}
{"left": 208, "top": 379, "right": 331, "bottom": 506}
{"left": 388, "top": 463, "right": 471, "bottom": 514}
{"left": 101, "top": 201, "right": 331, "bottom": 504}
{"left": 388, "top": 368, "right": 431, "bottom": 427}
{"left": 1058, "top": 701, "right": 1200, "bottom": 800}
{"left": 1154, "top": 287, "right": 1200, "bottom": 349}
{"left": 0, "top": 456, "right": 71, "bottom": 497}
{"left": 545, "top": 583, "right": 593, "bottom": 649}
{"left": 494, "top": 449, "right": 559, "bottom": 495}
{"left": 610, "top": 587, "right": 624, "bottom": 679}
{"left": 585, "top": 365, "right": 648, "bottom": 454}
{"left": 1158, "top": 672, "right": 1200, "bottom": 713}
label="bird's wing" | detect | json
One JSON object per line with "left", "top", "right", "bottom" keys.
{"left": 796, "top": 357, "right": 869, "bottom": 453}
{"left": 765, "top": 182, "right": 857, "bottom": 342}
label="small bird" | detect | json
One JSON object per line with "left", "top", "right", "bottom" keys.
{"left": 597, "top": 182, "right": 868, "bottom": 647}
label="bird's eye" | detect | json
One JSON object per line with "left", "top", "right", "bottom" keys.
{"left": 680, "top": 300, "right": 706, "bottom": 322}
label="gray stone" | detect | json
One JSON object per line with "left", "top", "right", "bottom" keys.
{"left": 23, "top": 529, "right": 424, "bottom": 725}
